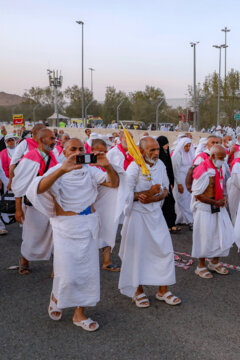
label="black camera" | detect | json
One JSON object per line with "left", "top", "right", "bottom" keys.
{"left": 76, "top": 153, "right": 97, "bottom": 164}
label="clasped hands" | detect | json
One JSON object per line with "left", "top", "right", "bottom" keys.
{"left": 136, "top": 184, "right": 167, "bottom": 204}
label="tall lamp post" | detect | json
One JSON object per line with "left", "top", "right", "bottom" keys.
{"left": 47, "top": 69, "right": 63, "bottom": 127}
{"left": 213, "top": 44, "right": 228, "bottom": 126}
{"left": 190, "top": 42, "right": 199, "bottom": 131}
{"left": 221, "top": 27, "right": 231, "bottom": 80}
{"left": 76, "top": 21, "right": 85, "bottom": 126}
{"left": 117, "top": 99, "right": 124, "bottom": 124}
{"left": 89, "top": 67, "right": 95, "bottom": 95}
{"left": 33, "top": 104, "right": 40, "bottom": 124}
{"left": 156, "top": 99, "right": 164, "bottom": 130}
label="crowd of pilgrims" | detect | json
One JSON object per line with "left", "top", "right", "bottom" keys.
{"left": 1, "top": 123, "right": 240, "bottom": 332}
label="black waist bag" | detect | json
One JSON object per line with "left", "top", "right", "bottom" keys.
{"left": 24, "top": 155, "right": 51, "bottom": 207}
{"left": 0, "top": 191, "right": 16, "bottom": 214}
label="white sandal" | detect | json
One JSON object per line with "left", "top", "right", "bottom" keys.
{"left": 155, "top": 291, "right": 181, "bottom": 306}
{"left": 195, "top": 266, "right": 213, "bottom": 279}
{"left": 73, "top": 318, "right": 99, "bottom": 332}
{"left": 132, "top": 292, "right": 150, "bottom": 308}
{"left": 48, "top": 293, "right": 62, "bottom": 321}
{"left": 208, "top": 262, "right": 228, "bottom": 275}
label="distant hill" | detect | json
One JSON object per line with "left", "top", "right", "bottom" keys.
{"left": 0, "top": 92, "right": 24, "bottom": 106}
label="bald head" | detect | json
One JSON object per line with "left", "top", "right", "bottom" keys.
{"left": 37, "top": 128, "right": 56, "bottom": 153}
{"left": 210, "top": 145, "right": 226, "bottom": 167}
{"left": 37, "top": 128, "right": 53, "bottom": 142}
{"left": 63, "top": 138, "right": 84, "bottom": 159}
{"left": 32, "top": 123, "right": 45, "bottom": 136}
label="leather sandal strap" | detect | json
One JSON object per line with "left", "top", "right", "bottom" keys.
{"left": 136, "top": 292, "right": 147, "bottom": 300}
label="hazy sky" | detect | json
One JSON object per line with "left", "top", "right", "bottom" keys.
{"left": 1, "top": 0, "right": 239, "bottom": 101}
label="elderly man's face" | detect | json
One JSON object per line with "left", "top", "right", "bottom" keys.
{"left": 41, "top": 131, "right": 56, "bottom": 152}
{"left": 60, "top": 135, "right": 70, "bottom": 148}
{"left": 63, "top": 139, "right": 84, "bottom": 160}
{"left": 207, "top": 137, "right": 219, "bottom": 150}
{"left": 142, "top": 139, "right": 160, "bottom": 165}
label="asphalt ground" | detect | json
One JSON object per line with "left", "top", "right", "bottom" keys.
{"left": 1, "top": 222, "right": 240, "bottom": 360}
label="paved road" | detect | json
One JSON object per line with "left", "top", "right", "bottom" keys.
{"left": 1, "top": 222, "right": 240, "bottom": 360}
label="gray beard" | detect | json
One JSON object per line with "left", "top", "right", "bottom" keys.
{"left": 145, "top": 154, "right": 157, "bottom": 165}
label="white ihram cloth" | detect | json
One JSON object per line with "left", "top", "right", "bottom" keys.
{"left": 191, "top": 169, "right": 235, "bottom": 258}
{"left": 107, "top": 146, "right": 125, "bottom": 170}
{"left": 53, "top": 147, "right": 65, "bottom": 164}
{"left": 10, "top": 139, "right": 31, "bottom": 165}
{"left": 118, "top": 160, "right": 176, "bottom": 298}
{"left": 227, "top": 162, "right": 240, "bottom": 225}
{"left": 27, "top": 164, "right": 109, "bottom": 309}
{"left": 172, "top": 138, "right": 194, "bottom": 224}
{"left": 107, "top": 146, "right": 128, "bottom": 224}
{"left": 11, "top": 157, "right": 53, "bottom": 261}
{"left": 94, "top": 165, "right": 128, "bottom": 249}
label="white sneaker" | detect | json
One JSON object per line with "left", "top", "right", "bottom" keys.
{"left": 0, "top": 229, "right": 8, "bottom": 235}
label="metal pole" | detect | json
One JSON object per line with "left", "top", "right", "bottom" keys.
{"left": 76, "top": 21, "right": 85, "bottom": 127}
{"left": 81, "top": 24, "right": 85, "bottom": 127}
{"left": 217, "top": 47, "right": 222, "bottom": 127}
{"left": 89, "top": 68, "right": 94, "bottom": 95}
{"left": 190, "top": 42, "right": 199, "bottom": 131}
{"left": 221, "top": 27, "right": 230, "bottom": 80}
{"left": 224, "top": 31, "right": 227, "bottom": 80}
{"left": 33, "top": 104, "right": 40, "bottom": 124}
{"left": 54, "top": 86, "right": 58, "bottom": 127}
{"left": 85, "top": 99, "right": 94, "bottom": 121}
{"left": 193, "top": 44, "right": 197, "bottom": 130}
{"left": 156, "top": 99, "right": 164, "bottom": 130}
{"left": 117, "top": 100, "right": 124, "bottom": 124}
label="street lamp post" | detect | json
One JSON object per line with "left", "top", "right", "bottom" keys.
{"left": 156, "top": 99, "right": 164, "bottom": 130}
{"left": 76, "top": 21, "right": 85, "bottom": 127}
{"left": 213, "top": 44, "right": 227, "bottom": 126}
{"left": 85, "top": 99, "right": 94, "bottom": 121}
{"left": 47, "top": 69, "right": 63, "bottom": 127}
{"left": 190, "top": 42, "right": 199, "bottom": 131}
{"left": 89, "top": 67, "right": 95, "bottom": 95}
{"left": 33, "top": 104, "right": 40, "bottom": 124}
{"left": 221, "top": 27, "right": 231, "bottom": 80}
{"left": 117, "top": 100, "right": 124, "bottom": 124}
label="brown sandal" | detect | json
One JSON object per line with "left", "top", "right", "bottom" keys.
{"left": 18, "top": 261, "right": 30, "bottom": 275}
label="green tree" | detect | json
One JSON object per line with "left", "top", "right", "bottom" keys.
{"left": 102, "top": 86, "right": 132, "bottom": 124}
{"left": 130, "top": 86, "right": 166, "bottom": 125}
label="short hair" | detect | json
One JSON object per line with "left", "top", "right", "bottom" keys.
{"left": 63, "top": 137, "right": 83, "bottom": 149}
{"left": 207, "top": 135, "right": 218, "bottom": 140}
{"left": 37, "top": 128, "right": 53, "bottom": 142}
{"left": 210, "top": 144, "right": 226, "bottom": 156}
{"left": 91, "top": 139, "right": 107, "bottom": 150}
{"left": 85, "top": 128, "right": 91, "bottom": 134}
{"left": 32, "top": 123, "right": 45, "bottom": 135}
{"left": 139, "top": 136, "right": 156, "bottom": 150}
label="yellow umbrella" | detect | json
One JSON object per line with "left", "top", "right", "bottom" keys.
{"left": 123, "top": 128, "right": 151, "bottom": 181}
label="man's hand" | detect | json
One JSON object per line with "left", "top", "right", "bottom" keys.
{"left": 216, "top": 198, "right": 227, "bottom": 207}
{"left": 15, "top": 208, "right": 25, "bottom": 224}
{"left": 178, "top": 184, "right": 184, "bottom": 194}
{"left": 148, "top": 184, "right": 161, "bottom": 196}
{"left": 61, "top": 154, "right": 82, "bottom": 173}
{"left": 138, "top": 194, "right": 154, "bottom": 204}
{"left": 94, "top": 152, "right": 110, "bottom": 168}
